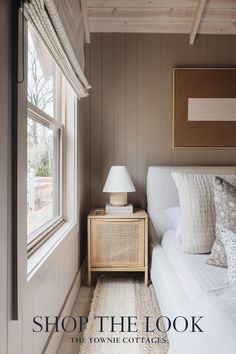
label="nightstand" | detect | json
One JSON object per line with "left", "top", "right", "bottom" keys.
{"left": 87, "top": 209, "right": 148, "bottom": 287}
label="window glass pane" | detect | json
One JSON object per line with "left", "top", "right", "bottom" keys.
{"left": 27, "top": 117, "right": 60, "bottom": 241}
{"left": 28, "top": 26, "right": 55, "bottom": 117}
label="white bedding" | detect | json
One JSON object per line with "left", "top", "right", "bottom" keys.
{"left": 150, "top": 229, "right": 228, "bottom": 317}
{"left": 168, "top": 284, "right": 236, "bottom": 354}
{"left": 148, "top": 166, "right": 236, "bottom": 354}
{"left": 161, "top": 230, "right": 227, "bottom": 301}
{"left": 151, "top": 244, "right": 189, "bottom": 317}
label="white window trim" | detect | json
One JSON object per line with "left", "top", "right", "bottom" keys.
{"left": 27, "top": 77, "right": 78, "bottom": 275}
{"left": 27, "top": 220, "right": 78, "bottom": 280}
{"left": 27, "top": 99, "right": 64, "bottom": 251}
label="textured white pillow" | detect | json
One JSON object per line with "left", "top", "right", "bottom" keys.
{"left": 172, "top": 173, "right": 215, "bottom": 254}
{"left": 220, "top": 226, "right": 236, "bottom": 284}
{"left": 164, "top": 206, "right": 181, "bottom": 240}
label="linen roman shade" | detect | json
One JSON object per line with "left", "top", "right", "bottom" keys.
{"left": 24, "top": 0, "right": 90, "bottom": 98}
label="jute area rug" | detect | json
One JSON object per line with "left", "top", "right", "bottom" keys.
{"left": 80, "top": 278, "right": 169, "bottom": 354}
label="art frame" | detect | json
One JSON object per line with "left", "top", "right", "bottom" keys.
{"left": 173, "top": 68, "right": 236, "bottom": 148}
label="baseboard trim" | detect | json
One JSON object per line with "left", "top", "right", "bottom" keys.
{"left": 43, "top": 258, "right": 87, "bottom": 354}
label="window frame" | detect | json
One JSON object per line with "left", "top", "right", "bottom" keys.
{"left": 26, "top": 24, "right": 78, "bottom": 262}
{"left": 27, "top": 78, "right": 65, "bottom": 253}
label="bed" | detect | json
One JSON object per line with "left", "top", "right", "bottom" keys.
{"left": 147, "top": 166, "right": 236, "bottom": 354}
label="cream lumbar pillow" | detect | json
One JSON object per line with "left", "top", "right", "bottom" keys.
{"left": 220, "top": 226, "right": 236, "bottom": 284}
{"left": 207, "top": 176, "right": 236, "bottom": 268}
{"left": 172, "top": 173, "right": 215, "bottom": 254}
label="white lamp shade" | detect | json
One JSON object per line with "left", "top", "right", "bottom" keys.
{"left": 103, "top": 166, "right": 136, "bottom": 193}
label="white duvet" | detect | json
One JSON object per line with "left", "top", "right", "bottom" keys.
{"left": 161, "top": 230, "right": 227, "bottom": 300}
{"left": 168, "top": 284, "right": 236, "bottom": 354}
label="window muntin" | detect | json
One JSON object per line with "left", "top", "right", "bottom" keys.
{"left": 27, "top": 26, "right": 63, "bottom": 247}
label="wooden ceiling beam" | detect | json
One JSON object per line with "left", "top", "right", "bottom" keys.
{"left": 88, "top": 17, "right": 236, "bottom": 35}
{"left": 88, "top": 7, "right": 236, "bottom": 23}
{"left": 87, "top": 7, "right": 196, "bottom": 19}
{"left": 89, "top": 20, "right": 192, "bottom": 33}
{"left": 189, "top": 0, "right": 207, "bottom": 44}
{"left": 87, "top": 0, "right": 198, "bottom": 8}
{"left": 80, "top": 0, "right": 90, "bottom": 43}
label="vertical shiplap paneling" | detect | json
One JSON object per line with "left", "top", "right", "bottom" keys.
{"left": 172, "top": 34, "right": 188, "bottom": 165}
{"left": 125, "top": 34, "right": 139, "bottom": 206}
{"left": 114, "top": 34, "right": 126, "bottom": 166}
{"left": 89, "top": 34, "right": 236, "bottom": 208}
{"left": 22, "top": 293, "right": 34, "bottom": 354}
{"left": 102, "top": 34, "right": 114, "bottom": 205}
{"left": 90, "top": 34, "right": 103, "bottom": 208}
{"left": 137, "top": 34, "right": 150, "bottom": 208}
{"left": 78, "top": 43, "right": 92, "bottom": 262}
{"left": 28, "top": 229, "right": 79, "bottom": 354}
{"left": 160, "top": 35, "right": 173, "bottom": 165}
{"left": 33, "top": 285, "right": 44, "bottom": 353}
{"left": 78, "top": 95, "right": 91, "bottom": 261}
{"left": 148, "top": 34, "right": 162, "bottom": 167}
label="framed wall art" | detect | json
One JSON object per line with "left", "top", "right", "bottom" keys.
{"left": 173, "top": 68, "right": 236, "bottom": 148}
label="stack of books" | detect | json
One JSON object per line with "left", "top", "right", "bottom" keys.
{"left": 105, "top": 203, "right": 133, "bottom": 214}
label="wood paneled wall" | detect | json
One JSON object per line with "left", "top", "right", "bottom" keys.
{"left": 88, "top": 33, "right": 236, "bottom": 209}
{"left": 78, "top": 94, "right": 91, "bottom": 263}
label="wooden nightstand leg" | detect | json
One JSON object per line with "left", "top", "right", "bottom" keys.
{"left": 88, "top": 218, "right": 91, "bottom": 287}
{"left": 144, "top": 218, "right": 149, "bottom": 287}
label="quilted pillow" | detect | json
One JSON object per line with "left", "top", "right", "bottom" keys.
{"left": 220, "top": 226, "right": 236, "bottom": 284}
{"left": 207, "top": 176, "right": 236, "bottom": 268}
{"left": 172, "top": 173, "right": 215, "bottom": 254}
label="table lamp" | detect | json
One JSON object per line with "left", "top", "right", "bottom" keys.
{"left": 103, "top": 166, "right": 136, "bottom": 206}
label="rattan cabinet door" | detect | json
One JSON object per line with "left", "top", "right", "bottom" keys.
{"left": 90, "top": 219, "right": 145, "bottom": 268}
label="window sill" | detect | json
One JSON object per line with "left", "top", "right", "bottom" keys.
{"left": 27, "top": 220, "right": 78, "bottom": 281}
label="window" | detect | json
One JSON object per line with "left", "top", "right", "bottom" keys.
{"left": 27, "top": 26, "right": 63, "bottom": 248}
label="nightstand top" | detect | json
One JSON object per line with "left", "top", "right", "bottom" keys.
{"left": 88, "top": 208, "right": 148, "bottom": 219}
